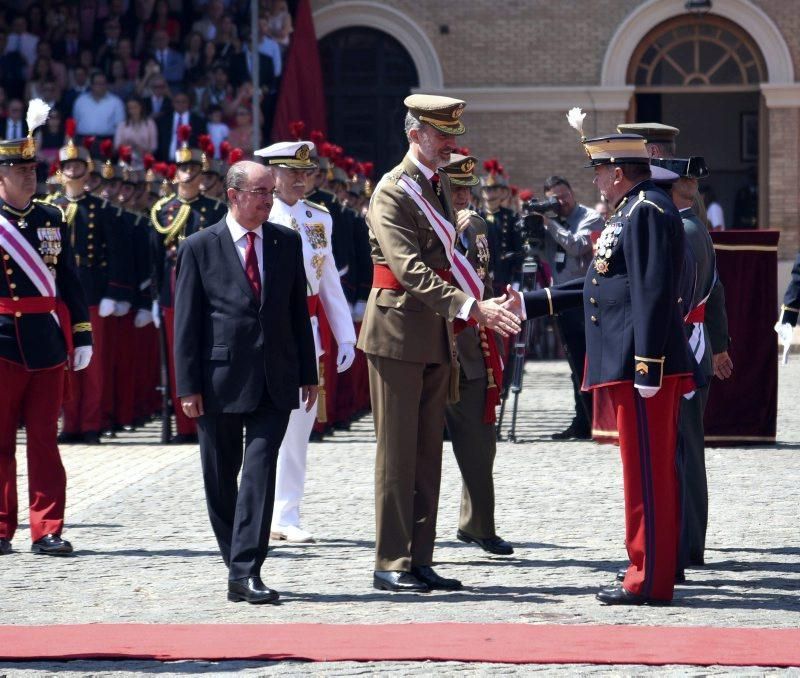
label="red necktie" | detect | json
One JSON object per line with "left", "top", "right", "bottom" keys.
{"left": 430, "top": 173, "right": 440, "bottom": 195}
{"left": 244, "top": 231, "right": 261, "bottom": 299}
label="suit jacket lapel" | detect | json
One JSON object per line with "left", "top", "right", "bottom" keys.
{"left": 438, "top": 169, "right": 456, "bottom": 224}
{"left": 215, "top": 220, "right": 258, "bottom": 305}
{"left": 260, "top": 222, "right": 279, "bottom": 307}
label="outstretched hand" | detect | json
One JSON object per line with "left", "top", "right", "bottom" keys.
{"left": 470, "top": 295, "right": 521, "bottom": 337}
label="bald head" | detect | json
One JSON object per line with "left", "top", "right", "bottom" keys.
{"left": 225, "top": 161, "right": 275, "bottom": 230}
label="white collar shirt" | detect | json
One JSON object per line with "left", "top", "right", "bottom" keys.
{"left": 407, "top": 152, "right": 434, "bottom": 181}
{"left": 226, "top": 212, "right": 264, "bottom": 280}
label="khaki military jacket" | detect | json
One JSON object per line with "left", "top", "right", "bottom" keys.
{"left": 357, "top": 154, "right": 471, "bottom": 364}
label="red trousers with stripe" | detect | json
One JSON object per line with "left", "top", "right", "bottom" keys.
{"left": 0, "top": 360, "right": 67, "bottom": 542}
{"left": 163, "top": 306, "right": 196, "bottom": 437}
{"left": 608, "top": 376, "right": 687, "bottom": 602}
{"left": 62, "top": 306, "right": 104, "bottom": 434}
{"left": 101, "top": 314, "right": 137, "bottom": 428}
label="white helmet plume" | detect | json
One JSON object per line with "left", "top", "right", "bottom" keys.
{"left": 26, "top": 98, "right": 51, "bottom": 136}
{"left": 566, "top": 107, "right": 586, "bottom": 142}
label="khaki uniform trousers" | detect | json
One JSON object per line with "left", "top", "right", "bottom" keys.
{"left": 368, "top": 354, "right": 449, "bottom": 571}
{"left": 445, "top": 374, "right": 497, "bottom": 539}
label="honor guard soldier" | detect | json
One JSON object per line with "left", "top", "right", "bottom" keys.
{"left": 151, "top": 125, "right": 226, "bottom": 443}
{"left": 651, "top": 156, "right": 732, "bottom": 577}
{"left": 480, "top": 159, "right": 521, "bottom": 294}
{"left": 0, "top": 100, "right": 92, "bottom": 556}
{"left": 254, "top": 140, "right": 357, "bottom": 542}
{"left": 47, "top": 122, "right": 131, "bottom": 444}
{"left": 516, "top": 111, "right": 694, "bottom": 605}
{"left": 359, "top": 95, "right": 519, "bottom": 593}
{"left": 441, "top": 153, "right": 514, "bottom": 557}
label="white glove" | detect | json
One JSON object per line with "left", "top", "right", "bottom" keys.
{"left": 635, "top": 385, "right": 660, "bottom": 399}
{"left": 336, "top": 341, "right": 356, "bottom": 373}
{"left": 775, "top": 321, "right": 793, "bottom": 365}
{"left": 351, "top": 300, "right": 367, "bottom": 322}
{"left": 71, "top": 345, "right": 93, "bottom": 371}
{"left": 113, "top": 300, "right": 131, "bottom": 317}
{"left": 134, "top": 309, "right": 153, "bottom": 328}
{"left": 98, "top": 298, "right": 116, "bottom": 317}
{"left": 151, "top": 301, "right": 161, "bottom": 329}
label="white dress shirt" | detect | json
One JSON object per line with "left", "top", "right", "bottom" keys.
{"left": 226, "top": 212, "right": 264, "bottom": 280}
{"left": 406, "top": 153, "right": 475, "bottom": 320}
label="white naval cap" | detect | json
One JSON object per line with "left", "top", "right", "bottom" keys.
{"left": 253, "top": 140, "right": 317, "bottom": 169}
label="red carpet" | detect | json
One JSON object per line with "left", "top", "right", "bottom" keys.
{"left": 1, "top": 624, "right": 799, "bottom": 666}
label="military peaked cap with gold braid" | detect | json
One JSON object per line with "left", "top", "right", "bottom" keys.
{"left": 404, "top": 94, "right": 466, "bottom": 136}
{"left": 441, "top": 153, "right": 479, "bottom": 187}
{"left": 254, "top": 140, "right": 317, "bottom": 169}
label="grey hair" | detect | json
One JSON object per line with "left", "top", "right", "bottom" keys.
{"left": 224, "top": 162, "right": 249, "bottom": 203}
{"left": 404, "top": 112, "right": 423, "bottom": 141}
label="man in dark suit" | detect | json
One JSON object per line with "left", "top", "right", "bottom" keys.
{"left": 1, "top": 100, "right": 27, "bottom": 141}
{"left": 156, "top": 92, "right": 205, "bottom": 162}
{"left": 174, "top": 160, "right": 318, "bottom": 604}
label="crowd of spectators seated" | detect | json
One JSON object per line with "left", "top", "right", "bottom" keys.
{"left": 0, "top": 0, "right": 294, "bottom": 171}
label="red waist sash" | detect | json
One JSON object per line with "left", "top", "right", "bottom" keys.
{"left": 0, "top": 296, "right": 56, "bottom": 315}
{"left": 372, "top": 263, "right": 452, "bottom": 290}
{"left": 307, "top": 293, "right": 320, "bottom": 318}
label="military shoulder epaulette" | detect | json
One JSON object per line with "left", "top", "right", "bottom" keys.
{"left": 303, "top": 198, "right": 329, "bottom": 214}
{"left": 33, "top": 198, "right": 66, "bottom": 222}
{"left": 624, "top": 191, "right": 665, "bottom": 218}
{"left": 150, "top": 195, "right": 175, "bottom": 233}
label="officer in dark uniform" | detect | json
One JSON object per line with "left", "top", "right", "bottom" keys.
{"left": 150, "top": 125, "right": 226, "bottom": 443}
{"left": 47, "top": 123, "right": 131, "bottom": 444}
{"left": 516, "top": 131, "right": 694, "bottom": 605}
{"left": 0, "top": 103, "right": 92, "bottom": 556}
{"left": 480, "top": 160, "right": 521, "bottom": 295}
{"left": 442, "top": 153, "right": 514, "bottom": 556}
{"left": 776, "top": 256, "right": 800, "bottom": 342}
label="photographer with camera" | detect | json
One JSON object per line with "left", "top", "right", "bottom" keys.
{"left": 539, "top": 176, "right": 603, "bottom": 440}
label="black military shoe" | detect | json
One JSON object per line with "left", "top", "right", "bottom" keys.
{"left": 411, "top": 565, "right": 463, "bottom": 591}
{"left": 227, "top": 576, "right": 280, "bottom": 604}
{"left": 57, "top": 432, "right": 82, "bottom": 444}
{"left": 616, "top": 566, "right": 685, "bottom": 584}
{"left": 31, "top": 534, "right": 73, "bottom": 556}
{"left": 373, "top": 570, "right": 429, "bottom": 592}
{"left": 0, "top": 538, "right": 11, "bottom": 555}
{"left": 551, "top": 423, "right": 591, "bottom": 440}
{"left": 596, "top": 584, "right": 670, "bottom": 606}
{"left": 457, "top": 530, "right": 514, "bottom": 555}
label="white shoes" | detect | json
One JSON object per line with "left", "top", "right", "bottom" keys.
{"left": 270, "top": 524, "right": 316, "bottom": 543}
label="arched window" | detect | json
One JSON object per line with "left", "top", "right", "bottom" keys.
{"left": 628, "top": 16, "right": 766, "bottom": 89}
{"left": 319, "top": 27, "right": 419, "bottom": 174}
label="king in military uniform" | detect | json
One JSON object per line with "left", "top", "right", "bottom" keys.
{"left": 0, "top": 100, "right": 93, "bottom": 556}
{"left": 254, "top": 140, "right": 356, "bottom": 543}
{"left": 151, "top": 125, "right": 226, "bottom": 443}
{"left": 515, "top": 116, "right": 694, "bottom": 605}
{"left": 358, "top": 94, "right": 520, "bottom": 593}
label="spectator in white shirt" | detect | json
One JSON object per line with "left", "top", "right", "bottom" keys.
{"left": 702, "top": 186, "right": 725, "bottom": 231}
{"left": 5, "top": 17, "right": 39, "bottom": 78}
{"left": 72, "top": 71, "right": 126, "bottom": 138}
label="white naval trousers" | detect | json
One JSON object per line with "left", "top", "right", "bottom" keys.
{"left": 273, "top": 315, "right": 322, "bottom": 529}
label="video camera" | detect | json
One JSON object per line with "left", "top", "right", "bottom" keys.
{"left": 514, "top": 196, "right": 559, "bottom": 249}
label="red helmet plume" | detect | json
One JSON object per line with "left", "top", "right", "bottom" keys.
{"left": 82, "top": 135, "right": 95, "bottom": 152}
{"left": 519, "top": 189, "right": 534, "bottom": 202}
{"left": 359, "top": 161, "right": 374, "bottom": 179}
{"left": 143, "top": 153, "right": 155, "bottom": 170}
{"left": 100, "top": 138, "right": 114, "bottom": 160}
{"left": 177, "top": 124, "right": 192, "bottom": 144}
{"left": 166, "top": 164, "right": 177, "bottom": 180}
{"left": 310, "top": 130, "right": 325, "bottom": 146}
{"left": 219, "top": 141, "right": 231, "bottom": 161}
{"left": 228, "top": 148, "right": 244, "bottom": 164}
{"left": 288, "top": 120, "right": 306, "bottom": 141}
{"left": 118, "top": 145, "right": 132, "bottom": 164}
{"left": 64, "top": 118, "right": 76, "bottom": 139}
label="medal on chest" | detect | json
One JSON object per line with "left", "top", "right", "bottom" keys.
{"left": 37, "top": 225, "right": 62, "bottom": 266}
{"left": 594, "top": 221, "right": 622, "bottom": 275}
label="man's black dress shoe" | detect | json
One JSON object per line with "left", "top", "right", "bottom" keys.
{"left": 0, "top": 538, "right": 11, "bottom": 555}
{"left": 373, "top": 570, "right": 429, "bottom": 592}
{"left": 616, "top": 566, "right": 686, "bottom": 584}
{"left": 83, "top": 431, "right": 101, "bottom": 445}
{"left": 411, "top": 565, "right": 463, "bottom": 591}
{"left": 551, "top": 423, "right": 591, "bottom": 440}
{"left": 227, "top": 577, "right": 280, "bottom": 604}
{"left": 31, "top": 534, "right": 73, "bottom": 556}
{"left": 457, "top": 530, "right": 514, "bottom": 555}
{"left": 57, "top": 432, "right": 81, "bottom": 444}
{"left": 596, "top": 584, "right": 670, "bottom": 606}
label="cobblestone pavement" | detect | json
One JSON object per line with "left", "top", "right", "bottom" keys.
{"left": 2, "top": 360, "right": 799, "bottom": 677}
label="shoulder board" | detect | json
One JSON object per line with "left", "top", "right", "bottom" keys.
{"left": 302, "top": 198, "right": 329, "bottom": 214}
{"left": 625, "top": 191, "right": 665, "bottom": 218}
{"left": 33, "top": 198, "right": 66, "bottom": 221}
